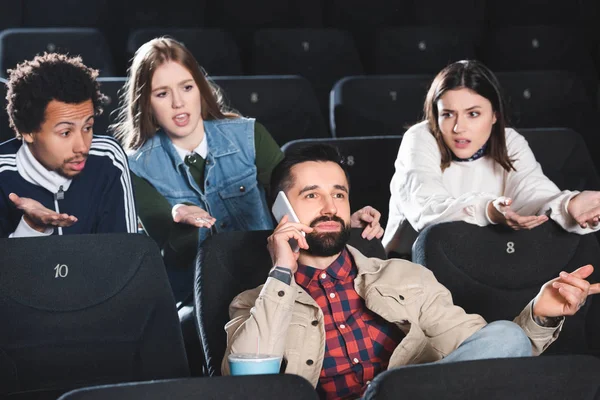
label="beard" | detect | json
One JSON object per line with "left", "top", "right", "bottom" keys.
{"left": 55, "top": 154, "right": 88, "bottom": 178}
{"left": 305, "top": 215, "right": 352, "bottom": 257}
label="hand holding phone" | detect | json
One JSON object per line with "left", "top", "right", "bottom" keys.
{"left": 271, "top": 191, "right": 304, "bottom": 252}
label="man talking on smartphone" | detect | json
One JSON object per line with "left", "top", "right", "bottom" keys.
{"left": 222, "top": 144, "right": 599, "bottom": 400}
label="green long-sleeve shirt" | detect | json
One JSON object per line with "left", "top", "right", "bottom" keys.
{"left": 132, "top": 122, "right": 284, "bottom": 269}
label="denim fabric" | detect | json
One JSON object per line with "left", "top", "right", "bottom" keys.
{"left": 128, "top": 117, "right": 274, "bottom": 246}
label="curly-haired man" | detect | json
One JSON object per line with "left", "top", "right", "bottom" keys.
{"left": 0, "top": 53, "right": 137, "bottom": 237}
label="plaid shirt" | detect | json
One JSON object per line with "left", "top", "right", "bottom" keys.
{"left": 295, "top": 249, "right": 405, "bottom": 400}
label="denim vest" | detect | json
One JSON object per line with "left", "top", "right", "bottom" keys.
{"left": 128, "top": 118, "right": 274, "bottom": 244}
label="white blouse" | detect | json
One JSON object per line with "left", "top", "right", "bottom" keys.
{"left": 382, "top": 121, "right": 597, "bottom": 250}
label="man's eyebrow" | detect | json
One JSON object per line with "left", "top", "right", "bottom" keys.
{"left": 298, "top": 184, "right": 348, "bottom": 195}
{"left": 298, "top": 185, "right": 319, "bottom": 195}
{"left": 53, "top": 115, "right": 94, "bottom": 129}
{"left": 334, "top": 184, "right": 348, "bottom": 193}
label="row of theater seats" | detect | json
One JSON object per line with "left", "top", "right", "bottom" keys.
{"left": 0, "top": 25, "right": 597, "bottom": 105}
{"left": 2, "top": 220, "right": 599, "bottom": 397}
{"left": 1, "top": 24, "right": 597, "bottom": 78}
{"left": 2, "top": 70, "right": 599, "bottom": 162}
{"left": 1, "top": 0, "right": 598, "bottom": 43}
{"left": 51, "top": 356, "right": 600, "bottom": 400}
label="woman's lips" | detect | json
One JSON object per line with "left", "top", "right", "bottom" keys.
{"left": 173, "top": 113, "right": 190, "bottom": 127}
{"left": 454, "top": 139, "right": 471, "bottom": 149}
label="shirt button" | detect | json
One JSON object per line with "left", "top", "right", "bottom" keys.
{"left": 329, "top": 293, "right": 335, "bottom": 299}
{"left": 340, "top": 324, "right": 346, "bottom": 329}
{"left": 320, "top": 273, "right": 326, "bottom": 279}
{"left": 206, "top": 180, "right": 210, "bottom": 186}
{"left": 353, "top": 358, "right": 359, "bottom": 364}
{"left": 311, "top": 320, "right": 319, "bottom": 326}
{"left": 306, "top": 359, "right": 314, "bottom": 366}
{"left": 220, "top": 222, "right": 227, "bottom": 229}
{"left": 278, "top": 290, "right": 285, "bottom": 297}
{"left": 239, "top": 185, "right": 245, "bottom": 192}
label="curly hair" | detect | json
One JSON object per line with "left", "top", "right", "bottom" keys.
{"left": 6, "top": 53, "right": 105, "bottom": 138}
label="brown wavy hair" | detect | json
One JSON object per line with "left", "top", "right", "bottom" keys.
{"left": 112, "top": 37, "right": 237, "bottom": 151}
{"left": 424, "top": 60, "right": 515, "bottom": 172}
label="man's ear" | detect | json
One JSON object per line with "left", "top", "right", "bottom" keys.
{"left": 21, "top": 132, "right": 34, "bottom": 144}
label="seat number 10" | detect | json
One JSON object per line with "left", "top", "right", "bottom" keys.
{"left": 54, "top": 264, "right": 69, "bottom": 278}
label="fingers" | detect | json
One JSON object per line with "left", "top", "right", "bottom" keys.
{"left": 573, "top": 206, "right": 600, "bottom": 228}
{"left": 187, "top": 216, "right": 216, "bottom": 228}
{"left": 554, "top": 284, "right": 583, "bottom": 310}
{"left": 274, "top": 217, "right": 314, "bottom": 238}
{"left": 557, "top": 270, "right": 591, "bottom": 292}
{"left": 361, "top": 223, "right": 384, "bottom": 240}
{"left": 274, "top": 224, "right": 310, "bottom": 251}
{"left": 174, "top": 205, "right": 216, "bottom": 228}
{"left": 520, "top": 215, "right": 548, "bottom": 230}
{"left": 43, "top": 213, "right": 78, "bottom": 227}
{"left": 352, "top": 206, "right": 383, "bottom": 240}
{"left": 552, "top": 281, "right": 582, "bottom": 300}
{"left": 361, "top": 206, "right": 381, "bottom": 223}
{"left": 589, "top": 283, "right": 600, "bottom": 295}
{"left": 505, "top": 211, "right": 548, "bottom": 230}
{"left": 567, "top": 264, "right": 594, "bottom": 280}
{"left": 8, "top": 193, "right": 22, "bottom": 207}
{"left": 361, "top": 224, "right": 376, "bottom": 240}
{"left": 493, "top": 196, "right": 512, "bottom": 214}
{"left": 374, "top": 226, "right": 384, "bottom": 239}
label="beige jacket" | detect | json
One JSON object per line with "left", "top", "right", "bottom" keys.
{"left": 222, "top": 246, "right": 562, "bottom": 387}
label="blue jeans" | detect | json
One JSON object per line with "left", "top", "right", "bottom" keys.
{"left": 362, "top": 321, "right": 532, "bottom": 399}
{"left": 437, "top": 320, "right": 532, "bottom": 363}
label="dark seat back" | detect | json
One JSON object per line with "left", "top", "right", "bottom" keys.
{"left": 0, "top": 234, "right": 189, "bottom": 398}
{"left": 0, "top": 28, "right": 115, "bottom": 78}
{"left": 212, "top": 75, "right": 328, "bottom": 145}
{"left": 127, "top": 29, "right": 242, "bottom": 76}
{"left": 364, "top": 355, "right": 600, "bottom": 400}
{"left": 483, "top": 26, "right": 598, "bottom": 103}
{"left": 331, "top": 75, "right": 431, "bottom": 137}
{"left": 413, "top": 221, "right": 600, "bottom": 355}
{"left": 195, "top": 229, "right": 386, "bottom": 376}
{"left": 0, "top": 1, "right": 22, "bottom": 31}
{"left": 58, "top": 375, "right": 319, "bottom": 400}
{"left": 520, "top": 128, "right": 600, "bottom": 191}
{"left": 251, "top": 28, "right": 363, "bottom": 117}
{"left": 374, "top": 26, "right": 477, "bottom": 75}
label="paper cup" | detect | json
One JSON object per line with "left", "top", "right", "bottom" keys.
{"left": 228, "top": 353, "right": 283, "bottom": 376}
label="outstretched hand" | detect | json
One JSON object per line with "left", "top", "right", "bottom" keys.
{"left": 488, "top": 197, "right": 548, "bottom": 230}
{"left": 172, "top": 204, "right": 216, "bottom": 228}
{"left": 533, "top": 265, "right": 600, "bottom": 318}
{"left": 9, "top": 193, "right": 77, "bottom": 233}
{"left": 567, "top": 191, "right": 600, "bottom": 229}
{"left": 350, "top": 206, "right": 384, "bottom": 240}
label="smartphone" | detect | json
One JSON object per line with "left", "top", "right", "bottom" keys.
{"left": 271, "top": 191, "right": 304, "bottom": 252}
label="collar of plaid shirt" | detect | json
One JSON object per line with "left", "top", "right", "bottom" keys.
{"left": 295, "top": 248, "right": 405, "bottom": 400}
